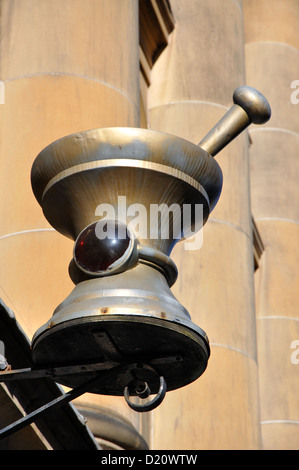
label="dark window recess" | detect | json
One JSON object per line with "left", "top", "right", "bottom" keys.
{"left": 139, "top": 0, "right": 175, "bottom": 69}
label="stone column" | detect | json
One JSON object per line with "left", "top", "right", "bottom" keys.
{"left": 0, "top": 0, "right": 141, "bottom": 447}
{"left": 148, "top": 0, "right": 261, "bottom": 449}
{"left": 243, "top": 0, "right": 299, "bottom": 450}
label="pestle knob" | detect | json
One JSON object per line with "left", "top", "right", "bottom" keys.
{"left": 198, "top": 86, "right": 271, "bottom": 156}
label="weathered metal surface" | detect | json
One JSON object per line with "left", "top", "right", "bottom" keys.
{"left": 29, "top": 87, "right": 270, "bottom": 404}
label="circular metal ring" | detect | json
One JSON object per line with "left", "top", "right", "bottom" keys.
{"left": 124, "top": 376, "right": 167, "bottom": 412}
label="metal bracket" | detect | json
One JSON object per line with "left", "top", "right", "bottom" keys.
{"left": 0, "top": 364, "right": 125, "bottom": 440}
{"left": 0, "top": 357, "right": 170, "bottom": 440}
{"left": 0, "top": 361, "right": 119, "bottom": 382}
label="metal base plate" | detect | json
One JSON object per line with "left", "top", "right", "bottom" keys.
{"left": 31, "top": 315, "right": 210, "bottom": 395}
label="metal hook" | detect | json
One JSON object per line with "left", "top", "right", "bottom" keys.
{"left": 124, "top": 376, "right": 167, "bottom": 412}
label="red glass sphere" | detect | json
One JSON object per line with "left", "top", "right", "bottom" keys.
{"left": 74, "top": 220, "right": 132, "bottom": 275}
